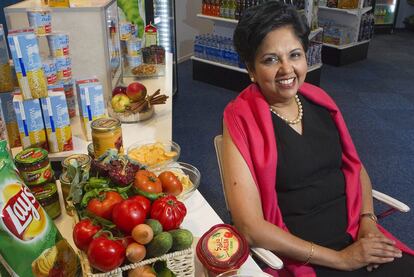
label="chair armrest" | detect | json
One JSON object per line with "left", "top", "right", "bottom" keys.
{"left": 372, "top": 189, "right": 410, "bottom": 213}
{"left": 251, "top": 247, "right": 284, "bottom": 270}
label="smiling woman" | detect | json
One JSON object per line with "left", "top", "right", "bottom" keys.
{"left": 221, "top": 1, "right": 414, "bottom": 277}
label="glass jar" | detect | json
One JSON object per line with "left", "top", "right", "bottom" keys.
{"left": 31, "top": 182, "right": 61, "bottom": 219}
{"left": 61, "top": 153, "right": 91, "bottom": 173}
{"left": 59, "top": 172, "right": 74, "bottom": 216}
{"left": 197, "top": 224, "right": 250, "bottom": 277}
{"left": 14, "top": 148, "right": 54, "bottom": 186}
{"left": 91, "top": 117, "right": 123, "bottom": 158}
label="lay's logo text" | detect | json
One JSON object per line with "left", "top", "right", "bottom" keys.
{"left": 2, "top": 185, "right": 45, "bottom": 240}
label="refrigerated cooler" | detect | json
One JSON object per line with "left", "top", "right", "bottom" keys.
{"left": 374, "top": 0, "right": 400, "bottom": 32}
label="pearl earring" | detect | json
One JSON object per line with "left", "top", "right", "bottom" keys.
{"left": 250, "top": 77, "right": 255, "bottom": 83}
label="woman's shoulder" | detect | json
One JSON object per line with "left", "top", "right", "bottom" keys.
{"left": 299, "top": 83, "right": 339, "bottom": 112}
{"left": 224, "top": 84, "right": 266, "bottom": 115}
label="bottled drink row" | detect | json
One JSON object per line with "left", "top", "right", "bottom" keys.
{"left": 201, "top": 0, "right": 305, "bottom": 19}
{"left": 194, "top": 34, "right": 244, "bottom": 68}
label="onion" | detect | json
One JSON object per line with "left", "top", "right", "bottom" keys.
{"left": 132, "top": 224, "right": 154, "bottom": 245}
{"left": 126, "top": 242, "right": 146, "bottom": 263}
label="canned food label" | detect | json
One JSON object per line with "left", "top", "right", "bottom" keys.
{"left": 42, "top": 61, "right": 57, "bottom": 85}
{"left": 27, "top": 11, "right": 52, "bottom": 35}
{"left": 20, "top": 163, "right": 53, "bottom": 186}
{"left": 47, "top": 33, "right": 69, "bottom": 57}
{"left": 120, "top": 23, "right": 132, "bottom": 41}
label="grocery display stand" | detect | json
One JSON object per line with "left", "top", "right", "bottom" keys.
{"left": 192, "top": 2, "right": 324, "bottom": 92}
{"left": 318, "top": 1, "right": 373, "bottom": 66}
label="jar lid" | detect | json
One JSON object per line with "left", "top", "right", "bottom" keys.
{"left": 196, "top": 224, "right": 250, "bottom": 275}
{"left": 61, "top": 154, "right": 91, "bottom": 169}
{"left": 15, "top": 148, "right": 48, "bottom": 166}
{"left": 91, "top": 117, "right": 121, "bottom": 132}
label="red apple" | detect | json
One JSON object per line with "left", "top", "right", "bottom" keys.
{"left": 111, "top": 93, "right": 130, "bottom": 113}
{"left": 126, "top": 82, "right": 147, "bottom": 102}
{"left": 112, "top": 86, "right": 127, "bottom": 97}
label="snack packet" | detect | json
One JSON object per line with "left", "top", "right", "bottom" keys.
{"left": 0, "top": 140, "right": 79, "bottom": 277}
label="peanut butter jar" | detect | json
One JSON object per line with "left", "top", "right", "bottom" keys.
{"left": 91, "top": 117, "right": 123, "bottom": 158}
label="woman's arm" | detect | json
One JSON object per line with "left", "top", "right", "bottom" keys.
{"left": 222, "top": 123, "right": 401, "bottom": 271}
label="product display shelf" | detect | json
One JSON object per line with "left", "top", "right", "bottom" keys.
{"left": 11, "top": 53, "right": 174, "bottom": 162}
{"left": 5, "top": 0, "right": 123, "bottom": 102}
{"left": 196, "top": 13, "right": 238, "bottom": 24}
{"left": 193, "top": 2, "right": 323, "bottom": 91}
{"left": 318, "top": 0, "right": 374, "bottom": 66}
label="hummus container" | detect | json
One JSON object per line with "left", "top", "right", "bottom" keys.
{"left": 197, "top": 224, "right": 250, "bottom": 276}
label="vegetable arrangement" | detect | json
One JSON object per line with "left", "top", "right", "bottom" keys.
{"left": 69, "top": 152, "right": 194, "bottom": 274}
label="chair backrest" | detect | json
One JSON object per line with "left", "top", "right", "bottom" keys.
{"left": 214, "top": 134, "right": 230, "bottom": 211}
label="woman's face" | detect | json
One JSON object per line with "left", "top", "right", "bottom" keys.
{"left": 249, "top": 26, "right": 308, "bottom": 105}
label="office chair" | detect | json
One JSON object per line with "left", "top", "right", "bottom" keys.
{"left": 213, "top": 134, "right": 411, "bottom": 271}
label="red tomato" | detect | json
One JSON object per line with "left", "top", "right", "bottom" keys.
{"left": 134, "top": 170, "right": 162, "bottom": 193}
{"left": 112, "top": 199, "right": 146, "bottom": 234}
{"left": 119, "top": 236, "right": 135, "bottom": 248}
{"left": 158, "top": 171, "right": 183, "bottom": 196}
{"left": 129, "top": 195, "right": 151, "bottom": 216}
{"left": 150, "top": 195, "right": 187, "bottom": 231}
{"left": 87, "top": 191, "right": 123, "bottom": 220}
{"left": 73, "top": 219, "right": 102, "bottom": 251}
{"left": 87, "top": 236, "right": 125, "bottom": 272}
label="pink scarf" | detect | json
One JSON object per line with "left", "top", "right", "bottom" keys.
{"left": 223, "top": 83, "right": 414, "bottom": 277}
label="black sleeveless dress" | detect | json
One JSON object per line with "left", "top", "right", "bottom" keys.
{"left": 273, "top": 95, "right": 414, "bottom": 276}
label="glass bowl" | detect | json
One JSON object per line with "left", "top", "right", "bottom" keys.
{"left": 217, "top": 269, "right": 273, "bottom": 277}
{"left": 154, "top": 162, "right": 200, "bottom": 200}
{"left": 127, "top": 140, "right": 180, "bottom": 169}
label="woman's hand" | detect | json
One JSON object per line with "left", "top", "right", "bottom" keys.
{"left": 337, "top": 234, "right": 402, "bottom": 271}
{"left": 357, "top": 216, "right": 381, "bottom": 240}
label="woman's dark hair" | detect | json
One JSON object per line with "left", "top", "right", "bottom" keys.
{"left": 233, "top": 0, "right": 310, "bottom": 69}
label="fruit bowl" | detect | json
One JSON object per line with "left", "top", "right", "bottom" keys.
{"left": 127, "top": 140, "right": 180, "bottom": 169}
{"left": 155, "top": 162, "right": 201, "bottom": 200}
{"left": 108, "top": 101, "right": 154, "bottom": 123}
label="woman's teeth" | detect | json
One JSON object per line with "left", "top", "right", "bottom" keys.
{"left": 277, "top": 78, "right": 295, "bottom": 85}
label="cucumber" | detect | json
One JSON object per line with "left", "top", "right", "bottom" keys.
{"left": 168, "top": 229, "right": 194, "bottom": 252}
{"left": 145, "top": 219, "right": 163, "bottom": 236}
{"left": 146, "top": 232, "right": 173, "bottom": 258}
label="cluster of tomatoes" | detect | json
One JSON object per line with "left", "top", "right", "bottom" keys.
{"left": 72, "top": 169, "right": 187, "bottom": 273}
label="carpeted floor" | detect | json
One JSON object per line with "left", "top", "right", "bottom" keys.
{"left": 172, "top": 30, "right": 414, "bottom": 248}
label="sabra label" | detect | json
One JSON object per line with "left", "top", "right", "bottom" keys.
{"left": 207, "top": 228, "right": 240, "bottom": 262}
{"left": 2, "top": 185, "right": 41, "bottom": 240}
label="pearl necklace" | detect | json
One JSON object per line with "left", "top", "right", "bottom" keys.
{"left": 270, "top": 95, "right": 303, "bottom": 125}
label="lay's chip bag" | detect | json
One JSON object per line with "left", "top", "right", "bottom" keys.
{"left": 0, "top": 140, "right": 79, "bottom": 276}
